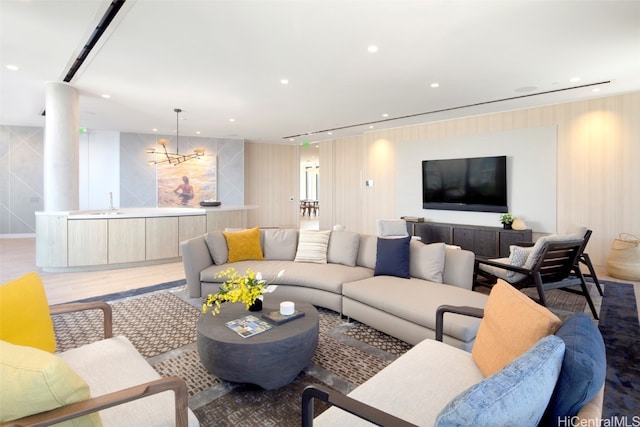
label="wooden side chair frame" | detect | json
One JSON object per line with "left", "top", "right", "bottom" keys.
{"left": 474, "top": 239, "right": 599, "bottom": 319}
{"left": 1, "top": 302, "right": 189, "bottom": 427}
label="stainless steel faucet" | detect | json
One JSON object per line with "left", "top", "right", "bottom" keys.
{"left": 109, "top": 192, "right": 114, "bottom": 213}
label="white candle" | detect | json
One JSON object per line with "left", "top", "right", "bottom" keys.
{"left": 280, "top": 301, "right": 295, "bottom": 316}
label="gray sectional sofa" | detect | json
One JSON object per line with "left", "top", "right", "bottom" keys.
{"left": 180, "top": 228, "right": 489, "bottom": 349}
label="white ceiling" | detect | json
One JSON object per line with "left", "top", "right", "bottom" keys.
{"left": 1, "top": 0, "right": 639, "bottom": 145}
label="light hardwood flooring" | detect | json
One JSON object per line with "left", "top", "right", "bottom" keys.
{"left": 0, "top": 216, "right": 320, "bottom": 305}
{"left": 0, "top": 237, "right": 186, "bottom": 305}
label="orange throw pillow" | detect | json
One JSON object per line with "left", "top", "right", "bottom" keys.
{"left": 472, "top": 280, "right": 562, "bottom": 377}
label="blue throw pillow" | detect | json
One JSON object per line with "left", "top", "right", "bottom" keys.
{"left": 542, "top": 313, "right": 606, "bottom": 424}
{"left": 435, "top": 335, "right": 565, "bottom": 427}
{"left": 374, "top": 236, "right": 411, "bottom": 278}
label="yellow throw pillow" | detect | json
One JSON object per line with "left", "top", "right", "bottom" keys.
{"left": 472, "top": 280, "right": 562, "bottom": 377}
{"left": 0, "top": 272, "right": 56, "bottom": 352}
{"left": 223, "top": 227, "right": 264, "bottom": 263}
{"left": 0, "top": 340, "right": 102, "bottom": 426}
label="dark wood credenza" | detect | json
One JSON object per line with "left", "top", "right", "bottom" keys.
{"left": 408, "top": 222, "right": 532, "bottom": 258}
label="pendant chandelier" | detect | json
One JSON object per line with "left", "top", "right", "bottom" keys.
{"left": 147, "top": 108, "right": 204, "bottom": 165}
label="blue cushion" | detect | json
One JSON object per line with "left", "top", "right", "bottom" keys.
{"left": 374, "top": 236, "right": 411, "bottom": 278}
{"left": 435, "top": 335, "right": 565, "bottom": 427}
{"left": 542, "top": 313, "right": 606, "bottom": 423}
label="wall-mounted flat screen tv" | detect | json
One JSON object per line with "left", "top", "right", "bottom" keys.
{"left": 422, "top": 155, "right": 508, "bottom": 213}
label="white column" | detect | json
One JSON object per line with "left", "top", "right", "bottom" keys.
{"left": 44, "top": 82, "right": 79, "bottom": 211}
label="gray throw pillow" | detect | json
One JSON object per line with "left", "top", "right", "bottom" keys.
{"left": 327, "top": 231, "right": 360, "bottom": 267}
{"left": 409, "top": 240, "right": 446, "bottom": 283}
{"left": 204, "top": 231, "right": 228, "bottom": 265}
{"left": 263, "top": 229, "right": 298, "bottom": 260}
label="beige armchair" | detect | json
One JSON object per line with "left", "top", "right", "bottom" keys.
{"left": 0, "top": 273, "right": 198, "bottom": 427}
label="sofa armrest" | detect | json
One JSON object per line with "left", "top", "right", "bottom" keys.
{"left": 0, "top": 376, "right": 189, "bottom": 427}
{"left": 180, "top": 235, "right": 214, "bottom": 298}
{"left": 435, "top": 305, "right": 485, "bottom": 343}
{"left": 49, "top": 301, "right": 113, "bottom": 339}
{"left": 301, "top": 385, "right": 417, "bottom": 427}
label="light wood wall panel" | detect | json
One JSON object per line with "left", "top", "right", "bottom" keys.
{"left": 245, "top": 143, "right": 300, "bottom": 228}
{"left": 319, "top": 136, "right": 363, "bottom": 231}
{"left": 358, "top": 92, "right": 640, "bottom": 267}
{"left": 245, "top": 92, "right": 640, "bottom": 268}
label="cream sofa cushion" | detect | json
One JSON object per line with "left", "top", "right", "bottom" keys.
{"left": 314, "top": 339, "right": 485, "bottom": 426}
{"left": 60, "top": 336, "right": 200, "bottom": 427}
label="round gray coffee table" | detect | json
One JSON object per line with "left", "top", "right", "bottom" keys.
{"left": 196, "top": 298, "right": 319, "bottom": 390}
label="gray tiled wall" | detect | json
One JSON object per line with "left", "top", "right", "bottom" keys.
{"left": 0, "top": 125, "right": 244, "bottom": 235}
{"left": 0, "top": 126, "right": 44, "bottom": 234}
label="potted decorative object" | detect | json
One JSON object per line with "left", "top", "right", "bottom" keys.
{"left": 499, "top": 213, "right": 514, "bottom": 230}
{"left": 511, "top": 217, "right": 528, "bottom": 231}
{"left": 203, "top": 267, "right": 284, "bottom": 315}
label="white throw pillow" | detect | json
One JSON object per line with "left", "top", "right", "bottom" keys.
{"left": 294, "top": 230, "right": 331, "bottom": 264}
{"left": 507, "top": 245, "right": 533, "bottom": 277}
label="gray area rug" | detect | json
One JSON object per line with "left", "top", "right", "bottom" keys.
{"left": 52, "top": 281, "right": 633, "bottom": 426}
{"left": 54, "top": 290, "right": 410, "bottom": 426}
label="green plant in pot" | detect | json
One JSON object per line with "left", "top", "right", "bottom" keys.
{"left": 499, "top": 213, "right": 514, "bottom": 229}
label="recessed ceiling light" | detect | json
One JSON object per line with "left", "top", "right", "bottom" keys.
{"left": 152, "top": 128, "right": 158, "bottom": 132}
{"left": 101, "top": 94, "right": 111, "bottom": 99}
{"left": 196, "top": 131, "right": 201, "bottom": 135}
{"left": 289, "top": 138, "right": 295, "bottom": 142}
{"left": 229, "top": 118, "right": 235, "bottom": 122}
{"left": 592, "top": 88, "right": 601, "bottom": 92}
{"left": 430, "top": 82, "right": 440, "bottom": 88}
{"left": 280, "top": 79, "right": 289, "bottom": 85}
{"left": 369, "top": 125, "right": 374, "bottom": 129}
{"left": 382, "top": 113, "right": 389, "bottom": 118}
{"left": 328, "top": 132, "right": 333, "bottom": 135}
{"left": 570, "top": 77, "right": 581, "bottom": 83}
{"left": 6, "top": 64, "right": 19, "bottom": 71}
{"left": 367, "top": 45, "right": 379, "bottom": 53}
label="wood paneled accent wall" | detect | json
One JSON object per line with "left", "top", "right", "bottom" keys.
{"left": 245, "top": 142, "right": 300, "bottom": 228}
{"left": 245, "top": 92, "right": 640, "bottom": 268}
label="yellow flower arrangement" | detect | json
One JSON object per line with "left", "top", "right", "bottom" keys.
{"left": 202, "top": 267, "right": 284, "bottom": 315}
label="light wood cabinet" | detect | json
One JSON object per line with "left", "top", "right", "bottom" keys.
{"left": 36, "top": 207, "right": 252, "bottom": 271}
{"left": 146, "top": 217, "right": 179, "bottom": 260}
{"left": 68, "top": 220, "right": 108, "bottom": 266}
{"left": 109, "top": 218, "right": 146, "bottom": 264}
{"left": 35, "top": 214, "right": 68, "bottom": 268}
{"left": 179, "top": 215, "right": 207, "bottom": 255}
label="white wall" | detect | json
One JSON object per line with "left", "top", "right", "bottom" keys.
{"left": 395, "top": 126, "right": 558, "bottom": 232}
{"left": 79, "top": 130, "right": 120, "bottom": 210}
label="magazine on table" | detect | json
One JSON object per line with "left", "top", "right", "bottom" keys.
{"left": 225, "top": 315, "right": 273, "bottom": 338}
